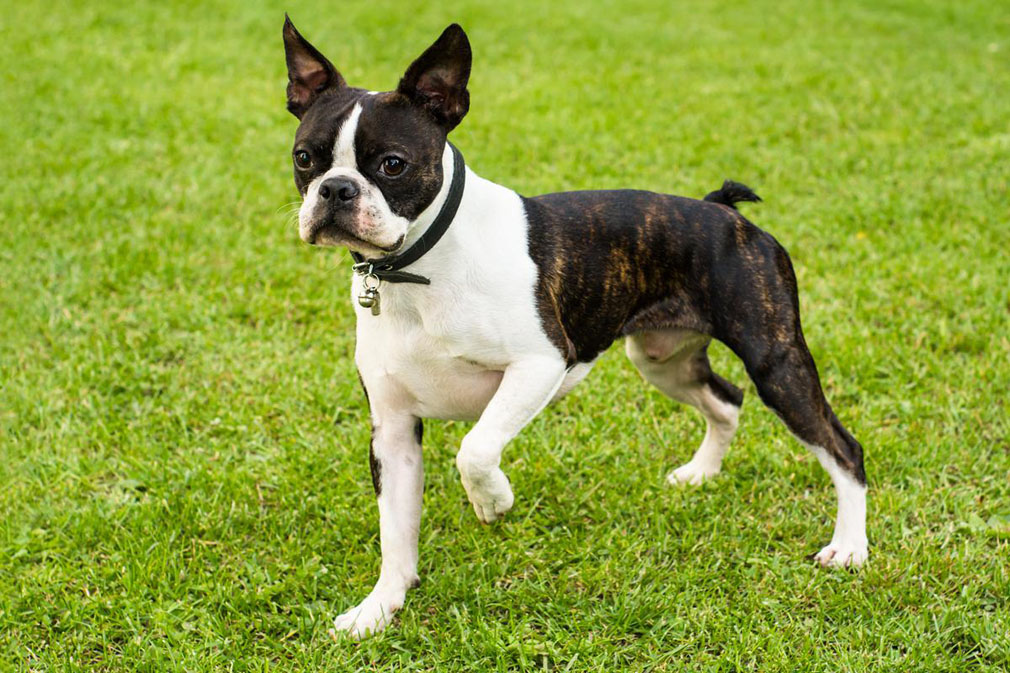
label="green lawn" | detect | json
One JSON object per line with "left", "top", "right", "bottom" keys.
{"left": 2, "top": 0, "right": 1009, "bottom": 670}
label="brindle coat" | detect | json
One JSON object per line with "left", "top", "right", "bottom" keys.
{"left": 524, "top": 188, "right": 865, "bottom": 482}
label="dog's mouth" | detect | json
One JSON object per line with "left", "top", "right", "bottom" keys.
{"left": 306, "top": 222, "right": 404, "bottom": 255}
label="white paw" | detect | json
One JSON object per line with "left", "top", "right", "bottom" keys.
{"left": 460, "top": 467, "right": 514, "bottom": 523}
{"left": 667, "top": 461, "right": 720, "bottom": 486}
{"left": 813, "top": 540, "right": 868, "bottom": 568}
{"left": 330, "top": 591, "right": 403, "bottom": 640}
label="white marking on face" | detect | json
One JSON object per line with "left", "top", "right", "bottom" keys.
{"left": 298, "top": 103, "right": 410, "bottom": 253}
{"left": 332, "top": 104, "right": 362, "bottom": 168}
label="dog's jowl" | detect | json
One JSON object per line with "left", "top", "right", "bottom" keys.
{"left": 283, "top": 17, "right": 868, "bottom": 638}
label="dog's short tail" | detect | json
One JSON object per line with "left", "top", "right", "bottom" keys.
{"left": 704, "top": 180, "right": 762, "bottom": 210}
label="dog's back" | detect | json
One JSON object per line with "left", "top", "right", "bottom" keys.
{"left": 522, "top": 188, "right": 773, "bottom": 364}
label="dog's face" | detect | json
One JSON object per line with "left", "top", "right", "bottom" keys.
{"left": 283, "top": 18, "right": 471, "bottom": 255}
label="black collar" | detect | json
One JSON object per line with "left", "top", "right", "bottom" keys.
{"left": 350, "top": 142, "right": 465, "bottom": 285}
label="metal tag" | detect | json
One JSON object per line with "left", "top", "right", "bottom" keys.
{"left": 358, "top": 286, "right": 381, "bottom": 315}
{"left": 355, "top": 267, "right": 382, "bottom": 316}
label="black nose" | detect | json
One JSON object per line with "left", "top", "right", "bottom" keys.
{"left": 318, "top": 177, "right": 360, "bottom": 202}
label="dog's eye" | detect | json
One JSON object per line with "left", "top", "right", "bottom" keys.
{"left": 380, "top": 156, "right": 406, "bottom": 177}
{"left": 294, "top": 150, "right": 312, "bottom": 169}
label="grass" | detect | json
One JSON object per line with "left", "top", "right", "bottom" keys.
{"left": 2, "top": 0, "right": 1008, "bottom": 670}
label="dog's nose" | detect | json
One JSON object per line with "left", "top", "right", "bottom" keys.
{"left": 318, "top": 177, "right": 360, "bottom": 203}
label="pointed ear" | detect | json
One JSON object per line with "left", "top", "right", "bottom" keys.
{"left": 283, "top": 15, "right": 346, "bottom": 119}
{"left": 397, "top": 24, "right": 472, "bottom": 131}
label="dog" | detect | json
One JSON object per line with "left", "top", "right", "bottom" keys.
{"left": 282, "top": 17, "right": 868, "bottom": 638}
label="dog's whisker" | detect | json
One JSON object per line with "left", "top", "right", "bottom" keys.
{"left": 275, "top": 201, "right": 302, "bottom": 216}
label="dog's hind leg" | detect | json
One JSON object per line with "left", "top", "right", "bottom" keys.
{"left": 626, "top": 329, "right": 744, "bottom": 485}
{"left": 734, "top": 332, "right": 868, "bottom": 567}
{"left": 711, "top": 232, "right": 868, "bottom": 567}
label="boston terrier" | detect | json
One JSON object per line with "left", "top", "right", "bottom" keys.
{"left": 282, "top": 17, "right": 868, "bottom": 638}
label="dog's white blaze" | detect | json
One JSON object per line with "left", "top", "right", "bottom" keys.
{"left": 332, "top": 103, "right": 362, "bottom": 168}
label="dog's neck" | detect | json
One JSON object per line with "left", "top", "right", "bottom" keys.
{"left": 399, "top": 142, "right": 458, "bottom": 252}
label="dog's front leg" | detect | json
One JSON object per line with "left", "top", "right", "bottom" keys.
{"left": 457, "top": 356, "right": 568, "bottom": 523}
{"left": 333, "top": 413, "right": 422, "bottom": 639}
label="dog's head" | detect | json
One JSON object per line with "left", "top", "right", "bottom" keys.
{"left": 283, "top": 17, "right": 471, "bottom": 254}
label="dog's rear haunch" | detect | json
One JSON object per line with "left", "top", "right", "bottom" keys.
{"left": 282, "top": 17, "right": 867, "bottom": 639}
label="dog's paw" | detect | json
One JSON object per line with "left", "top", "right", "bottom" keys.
{"left": 813, "top": 540, "right": 868, "bottom": 569}
{"left": 667, "top": 461, "right": 720, "bottom": 486}
{"left": 460, "top": 467, "right": 514, "bottom": 523}
{"left": 330, "top": 591, "right": 404, "bottom": 640}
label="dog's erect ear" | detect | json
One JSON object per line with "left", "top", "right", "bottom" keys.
{"left": 397, "top": 24, "right": 472, "bottom": 131}
{"left": 283, "top": 15, "right": 346, "bottom": 119}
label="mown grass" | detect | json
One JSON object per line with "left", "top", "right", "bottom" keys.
{"left": 2, "top": 0, "right": 1008, "bottom": 670}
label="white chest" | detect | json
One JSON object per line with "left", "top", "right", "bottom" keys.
{"left": 358, "top": 309, "right": 506, "bottom": 420}
{"left": 351, "top": 172, "right": 561, "bottom": 421}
